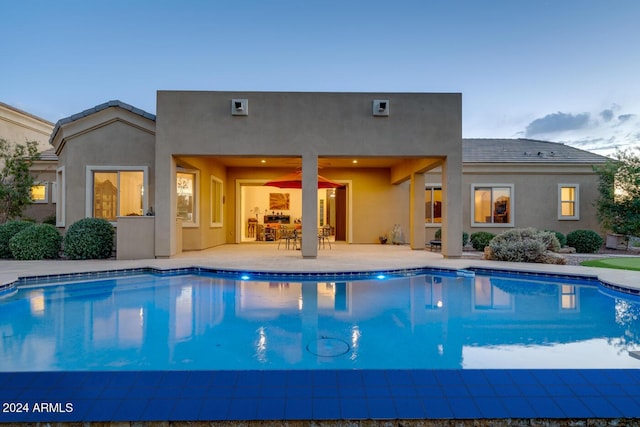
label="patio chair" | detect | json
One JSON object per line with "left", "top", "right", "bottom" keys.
{"left": 318, "top": 225, "right": 332, "bottom": 249}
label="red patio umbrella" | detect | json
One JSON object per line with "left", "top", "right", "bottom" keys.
{"left": 264, "top": 170, "right": 343, "bottom": 189}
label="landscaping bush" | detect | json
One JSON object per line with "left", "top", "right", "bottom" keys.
{"left": 487, "top": 228, "right": 561, "bottom": 263}
{"left": 546, "top": 230, "right": 567, "bottom": 248}
{"left": 9, "top": 223, "right": 61, "bottom": 260}
{"left": 566, "top": 229, "right": 604, "bottom": 254}
{"left": 434, "top": 228, "right": 470, "bottom": 247}
{"left": 470, "top": 231, "right": 496, "bottom": 251}
{"left": 42, "top": 214, "right": 57, "bottom": 226}
{"left": 0, "top": 220, "right": 34, "bottom": 258}
{"left": 63, "top": 218, "right": 115, "bottom": 260}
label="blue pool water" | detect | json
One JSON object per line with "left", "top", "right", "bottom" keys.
{"left": 2, "top": 269, "right": 640, "bottom": 371}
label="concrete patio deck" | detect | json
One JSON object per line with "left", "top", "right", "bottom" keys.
{"left": 2, "top": 242, "right": 640, "bottom": 293}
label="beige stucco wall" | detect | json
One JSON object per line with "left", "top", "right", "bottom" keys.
{"left": 155, "top": 91, "right": 462, "bottom": 258}
{"left": 54, "top": 110, "right": 156, "bottom": 228}
{"left": 0, "top": 102, "right": 53, "bottom": 152}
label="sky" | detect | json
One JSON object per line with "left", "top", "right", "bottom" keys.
{"left": 2, "top": 0, "right": 639, "bottom": 156}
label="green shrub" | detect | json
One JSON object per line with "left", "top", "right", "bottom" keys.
{"left": 488, "top": 228, "right": 561, "bottom": 263}
{"left": 546, "top": 230, "right": 567, "bottom": 247}
{"left": 63, "top": 218, "right": 115, "bottom": 260}
{"left": 566, "top": 229, "right": 604, "bottom": 254}
{"left": 0, "top": 220, "right": 34, "bottom": 258}
{"left": 470, "top": 231, "right": 496, "bottom": 251}
{"left": 9, "top": 223, "right": 61, "bottom": 260}
{"left": 42, "top": 214, "right": 57, "bottom": 226}
{"left": 434, "top": 228, "right": 470, "bottom": 247}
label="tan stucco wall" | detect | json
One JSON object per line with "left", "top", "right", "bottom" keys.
{"left": 56, "top": 115, "right": 155, "bottom": 228}
{"left": 155, "top": 91, "right": 462, "bottom": 258}
{"left": 424, "top": 163, "right": 604, "bottom": 243}
{"left": 0, "top": 103, "right": 53, "bottom": 152}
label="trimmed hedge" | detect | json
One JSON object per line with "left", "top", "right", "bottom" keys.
{"left": 9, "top": 223, "right": 61, "bottom": 260}
{"left": 63, "top": 218, "right": 115, "bottom": 260}
{"left": 566, "top": 229, "right": 604, "bottom": 254}
{"left": 0, "top": 220, "right": 34, "bottom": 258}
{"left": 470, "top": 231, "right": 496, "bottom": 251}
{"left": 546, "top": 230, "right": 567, "bottom": 248}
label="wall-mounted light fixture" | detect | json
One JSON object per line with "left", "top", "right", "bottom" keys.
{"left": 231, "top": 99, "right": 248, "bottom": 116}
{"left": 373, "top": 99, "right": 389, "bottom": 116}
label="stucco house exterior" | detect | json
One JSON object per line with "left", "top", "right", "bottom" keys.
{"left": 0, "top": 102, "right": 56, "bottom": 222}
{"left": 2, "top": 92, "right": 610, "bottom": 260}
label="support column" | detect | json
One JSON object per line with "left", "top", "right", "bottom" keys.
{"left": 154, "top": 155, "right": 177, "bottom": 258}
{"left": 301, "top": 154, "right": 318, "bottom": 258}
{"left": 442, "top": 156, "right": 463, "bottom": 258}
{"left": 409, "top": 172, "right": 426, "bottom": 249}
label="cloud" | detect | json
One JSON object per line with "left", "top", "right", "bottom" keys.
{"left": 525, "top": 112, "right": 590, "bottom": 137}
{"left": 600, "top": 109, "right": 614, "bottom": 122}
{"left": 618, "top": 113, "right": 635, "bottom": 123}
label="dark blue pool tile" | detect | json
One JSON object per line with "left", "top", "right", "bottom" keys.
{"left": 441, "top": 384, "right": 470, "bottom": 398}
{"left": 485, "top": 370, "right": 515, "bottom": 386}
{"left": 532, "top": 370, "right": 564, "bottom": 384}
{"left": 105, "top": 371, "right": 139, "bottom": 388}
{"left": 516, "top": 383, "right": 547, "bottom": 397}
{"left": 459, "top": 370, "right": 489, "bottom": 385}
{"left": 508, "top": 370, "right": 540, "bottom": 385}
{"left": 340, "top": 397, "right": 369, "bottom": 419}
{"left": 501, "top": 396, "right": 538, "bottom": 418}
{"left": 361, "top": 370, "right": 388, "bottom": 386}
{"left": 132, "top": 371, "right": 165, "bottom": 387}
{"left": 386, "top": 369, "right": 413, "bottom": 385}
{"left": 556, "top": 370, "right": 589, "bottom": 385}
{"left": 579, "top": 396, "right": 622, "bottom": 418}
{"left": 199, "top": 397, "right": 231, "bottom": 420}
{"left": 366, "top": 397, "right": 397, "bottom": 419}
{"left": 339, "top": 386, "right": 366, "bottom": 398}
{"left": 284, "top": 397, "right": 313, "bottom": 419}
{"left": 415, "top": 384, "right": 445, "bottom": 398}
{"left": 433, "top": 370, "right": 463, "bottom": 386}
{"left": 255, "top": 397, "right": 286, "bottom": 420}
{"left": 410, "top": 369, "right": 439, "bottom": 386}
{"left": 235, "top": 370, "right": 263, "bottom": 388}
{"left": 287, "top": 370, "right": 312, "bottom": 387}
{"left": 569, "top": 383, "right": 600, "bottom": 397}
{"left": 609, "top": 396, "right": 640, "bottom": 417}
{"left": 209, "top": 370, "right": 238, "bottom": 387}
{"left": 313, "top": 385, "right": 340, "bottom": 398}
{"left": 389, "top": 384, "right": 418, "bottom": 397}
{"left": 337, "top": 369, "right": 363, "bottom": 387}
{"left": 185, "top": 370, "right": 216, "bottom": 388}
{"left": 112, "top": 398, "right": 148, "bottom": 421}
{"left": 422, "top": 397, "right": 453, "bottom": 418}
{"left": 262, "top": 370, "right": 287, "bottom": 387}
{"left": 365, "top": 385, "right": 392, "bottom": 398}
{"left": 448, "top": 397, "right": 481, "bottom": 419}
{"left": 473, "top": 396, "right": 510, "bottom": 418}
{"left": 312, "top": 397, "right": 341, "bottom": 419}
{"left": 543, "top": 383, "right": 574, "bottom": 397}
{"left": 141, "top": 397, "right": 175, "bottom": 420}
{"left": 552, "top": 396, "right": 595, "bottom": 418}
{"left": 594, "top": 383, "right": 627, "bottom": 396}
{"left": 393, "top": 397, "right": 426, "bottom": 419}
{"left": 170, "top": 398, "right": 204, "bottom": 421}
{"left": 493, "top": 384, "right": 521, "bottom": 397}
{"left": 526, "top": 396, "right": 565, "bottom": 418}
{"left": 465, "top": 383, "right": 496, "bottom": 397}
{"left": 100, "top": 386, "right": 132, "bottom": 399}
{"left": 83, "top": 398, "right": 124, "bottom": 421}
{"left": 312, "top": 370, "right": 338, "bottom": 387}
{"left": 227, "top": 397, "right": 258, "bottom": 420}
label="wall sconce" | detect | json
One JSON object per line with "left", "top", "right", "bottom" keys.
{"left": 231, "top": 99, "right": 248, "bottom": 116}
{"left": 373, "top": 99, "right": 389, "bottom": 116}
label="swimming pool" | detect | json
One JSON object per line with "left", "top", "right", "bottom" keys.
{"left": 2, "top": 268, "right": 639, "bottom": 372}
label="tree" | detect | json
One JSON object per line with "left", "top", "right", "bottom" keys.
{"left": 594, "top": 149, "right": 640, "bottom": 236}
{"left": 0, "top": 139, "right": 40, "bottom": 223}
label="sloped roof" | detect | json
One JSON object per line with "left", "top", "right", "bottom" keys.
{"left": 38, "top": 148, "right": 58, "bottom": 161}
{"left": 463, "top": 138, "right": 609, "bottom": 164}
{"left": 49, "top": 100, "right": 155, "bottom": 146}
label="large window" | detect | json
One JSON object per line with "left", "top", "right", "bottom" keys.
{"left": 425, "top": 186, "right": 442, "bottom": 224}
{"left": 177, "top": 170, "right": 199, "bottom": 226}
{"left": 558, "top": 184, "right": 579, "bottom": 220}
{"left": 87, "top": 166, "right": 148, "bottom": 222}
{"left": 472, "top": 184, "right": 513, "bottom": 227}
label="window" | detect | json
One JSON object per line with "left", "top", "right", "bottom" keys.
{"left": 177, "top": 169, "right": 199, "bottom": 226}
{"left": 425, "top": 186, "right": 442, "bottom": 224}
{"left": 558, "top": 184, "right": 579, "bottom": 220}
{"left": 210, "top": 175, "right": 223, "bottom": 227}
{"left": 86, "top": 166, "right": 148, "bottom": 222}
{"left": 30, "top": 183, "right": 48, "bottom": 203}
{"left": 471, "top": 184, "right": 514, "bottom": 227}
{"left": 56, "top": 167, "right": 65, "bottom": 227}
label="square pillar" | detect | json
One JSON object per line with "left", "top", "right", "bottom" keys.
{"left": 409, "top": 172, "right": 426, "bottom": 249}
{"left": 442, "top": 156, "right": 463, "bottom": 257}
{"left": 301, "top": 155, "right": 318, "bottom": 258}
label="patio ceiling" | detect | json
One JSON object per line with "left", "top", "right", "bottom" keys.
{"left": 194, "top": 156, "right": 441, "bottom": 170}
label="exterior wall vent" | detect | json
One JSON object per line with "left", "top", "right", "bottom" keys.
{"left": 231, "top": 99, "right": 248, "bottom": 116}
{"left": 373, "top": 99, "right": 389, "bottom": 116}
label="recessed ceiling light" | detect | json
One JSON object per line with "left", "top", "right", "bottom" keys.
{"left": 352, "top": 160, "right": 358, "bottom": 164}
{"left": 261, "top": 159, "right": 266, "bottom": 164}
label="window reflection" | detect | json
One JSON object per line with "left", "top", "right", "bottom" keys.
{"left": 561, "top": 285, "right": 577, "bottom": 310}
{"left": 473, "top": 276, "right": 513, "bottom": 310}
